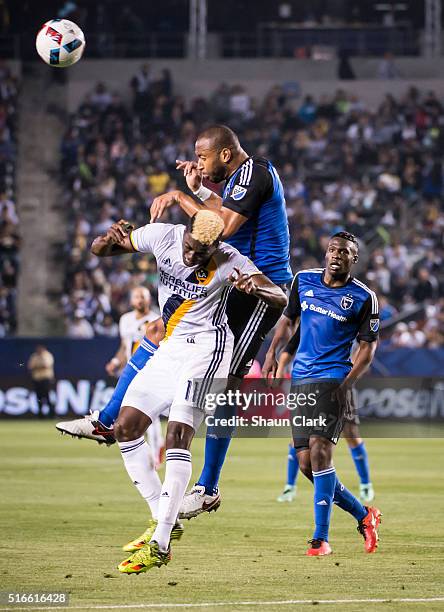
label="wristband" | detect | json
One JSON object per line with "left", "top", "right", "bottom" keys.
{"left": 192, "top": 185, "right": 213, "bottom": 201}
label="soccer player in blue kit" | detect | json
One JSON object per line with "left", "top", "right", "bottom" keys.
{"left": 263, "top": 232, "right": 382, "bottom": 556}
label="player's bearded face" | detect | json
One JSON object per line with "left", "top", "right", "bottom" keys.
{"left": 182, "top": 233, "right": 218, "bottom": 267}
{"left": 195, "top": 142, "right": 228, "bottom": 183}
{"left": 131, "top": 290, "right": 150, "bottom": 312}
{"left": 325, "top": 239, "right": 357, "bottom": 276}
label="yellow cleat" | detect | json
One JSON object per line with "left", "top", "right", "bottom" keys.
{"left": 122, "top": 520, "right": 184, "bottom": 553}
{"left": 118, "top": 541, "right": 171, "bottom": 574}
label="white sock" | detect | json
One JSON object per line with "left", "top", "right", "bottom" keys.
{"left": 118, "top": 436, "right": 162, "bottom": 520}
{"left": 151, "top": 448, "right": 192, "bottom": 551}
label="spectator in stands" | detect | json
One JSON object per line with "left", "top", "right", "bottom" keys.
{"left": 130, "top": 64, "right": 152, "bottom": 114}
{"left": 67, "top": 309, "right": 95, "bottom": 339}
{"left": 413, "top": 268, "right": 439, "bottom": 303}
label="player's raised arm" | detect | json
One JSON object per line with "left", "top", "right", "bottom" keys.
{"left": 91, "top": 220, "right": 135, "bottom": 257}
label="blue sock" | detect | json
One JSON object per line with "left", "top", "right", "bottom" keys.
{"left": 286, "top": 444, "right": 299, "bottom": 487}
{"left": 197, "top": 435, "right": 232, "bottom": 495}
{"left": 350, "top": 442, "right": 371, "bottom": 485}
{"left": 334, "top": 477, "right": 367, "bottom": 522}
{"left": 312, "top": 467, "right": 336, "bottom": 542}
{"left": 99, "top": 338, "right": 157, "bottom": 427}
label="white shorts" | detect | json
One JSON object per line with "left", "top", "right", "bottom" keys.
{"left": 121, "top": 327, "right": 233, "bottom": 431}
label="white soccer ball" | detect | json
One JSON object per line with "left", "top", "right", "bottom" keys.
{"left": 36, "top": 19, "right": 85, "bottom": 68}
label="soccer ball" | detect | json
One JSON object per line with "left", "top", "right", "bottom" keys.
{"left": 36, "top": 19, "right": 85, "bottom": 68}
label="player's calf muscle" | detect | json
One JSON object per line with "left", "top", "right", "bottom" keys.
{"left": 114, "top": 407, "right": 152, "bottom": 441}
{"left": 165, "top": 421, "right": 194, "bottom": 450}
{"left": 309, "top": 437, "right": 334, "bottom": 472}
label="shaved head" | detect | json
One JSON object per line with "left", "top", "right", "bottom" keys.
{"left": 130, "top": 286, "right": 151, "bottom": 313}
{"left": 196, "top": 125, "right": 241, "bottom": 152}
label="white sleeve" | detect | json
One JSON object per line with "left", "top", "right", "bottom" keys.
{"left": 226, "top": 249, "right": 261, "bottom": 277}
{"left": 130, "top": 223, "right": 170, "bottom": 254}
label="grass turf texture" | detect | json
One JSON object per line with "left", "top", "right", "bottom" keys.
{"left": 0, "top": 421, "right": 443, "bottom": 611}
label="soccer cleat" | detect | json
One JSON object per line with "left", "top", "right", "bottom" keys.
{"left": 359, "top": 483, "right": 375, "bottom": 503}
{"left": 277, "top": 485, "right": 296, "bottom": 503}
{"left": 122, "top": 520, "right": 184, "bottom": 553}
{"left": 357, "top": 506, "right": 382, "bottom": 553}
{"left": 178, "top": 485, "right": 221, "bottom": 520}
{"left": 118, "top": 541, "right": 171, "bottom": 574}
{"left": 306, "top": 539, "right": 332, "bottom": 556}
{"left": 55, "top": 411, "right": 115, "bottom": 445}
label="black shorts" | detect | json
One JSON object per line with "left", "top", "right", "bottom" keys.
{"left": 226, "top": 287, "right": 284, "bottom": 378}
{"left": 291, "top": 380, "right": 345, "bottom": 451}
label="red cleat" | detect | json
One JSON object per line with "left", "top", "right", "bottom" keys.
{"left": 306, "top": 539, "right": 332, "bottom": 556}
{"left": 357, "top": 506, "right": 382, "bottom": 553}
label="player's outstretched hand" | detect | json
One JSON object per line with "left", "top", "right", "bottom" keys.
{"left": 262, "top": 351, "right": 278, "bottom": 387}
{"left": 228, "top": 267, "right": 258, "bottom": 295}
{"left": 150, "top": 191, "right": 181, "bottom": 223}
{"left": 176, "top": 160, "right": 202, "bottom": 193}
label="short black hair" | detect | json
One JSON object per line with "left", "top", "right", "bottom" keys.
{"left": 196, "top": 125, "right": 240, "bottom": 151}
{"left": 331, "top": 231, "right": 359, "bottom": 250}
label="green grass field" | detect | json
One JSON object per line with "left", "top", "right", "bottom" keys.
{"left": 1, "top": 421, "right": 444, "bottom": 612}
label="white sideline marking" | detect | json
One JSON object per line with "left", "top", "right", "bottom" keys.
{"left": 1, "top": 597, "right": 444, "bottom": 610}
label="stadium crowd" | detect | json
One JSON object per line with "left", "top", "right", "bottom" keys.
{"left": 0, "top": 63, "right": 19, "bottom": 337}
{"left": 56, "top": 69, "right": 444, "bottom": 347}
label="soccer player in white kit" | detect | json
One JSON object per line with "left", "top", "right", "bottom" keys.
{"left": 90, "top": 210, "right": 287, "bottom": 573}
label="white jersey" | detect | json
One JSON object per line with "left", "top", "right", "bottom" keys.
{"left": 119, "top": 309, "right": 159, "bottom": 360}
{"left": 130, "top": 223, "right": 260, "bottom": 341}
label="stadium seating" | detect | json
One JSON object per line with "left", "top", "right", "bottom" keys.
{"left": 0, "top": 65, "right": 19, "bottom": 336}
{"left": 40, "top": 74, "right": 444, "bottom": 346}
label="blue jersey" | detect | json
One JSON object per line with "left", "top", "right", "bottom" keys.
{"left": 222, "top": 156, "right": 292, "bottom": 285}
{"left": 284, "top": 269, "right": 379, "bottom": 380}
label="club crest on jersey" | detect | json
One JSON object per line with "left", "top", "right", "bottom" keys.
{"left": 340, "top": 295, "right": 354, "bottom": 310}
{"left": 231, "top": 185, "right": 247, "bottom": 201}
{"left": 370, "top": 318, "right": 380, "bottom": 332}
{"left": 196, "top": 268, "right": 209, "bottom": 282}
